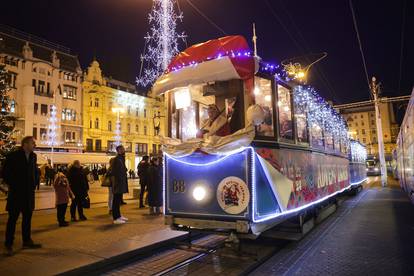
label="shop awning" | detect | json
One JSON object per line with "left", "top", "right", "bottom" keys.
{"left": 36, "top": 151, "right": 113, "bottom": 165}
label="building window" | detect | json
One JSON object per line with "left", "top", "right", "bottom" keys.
{"left": 355, "top": 123, "right": 358, "bottom": 127}
{"left": 360, "top": 114, "right": 364, "bottom": 118}
{"left": 40, "top": 104, "right": 48, "bottom": 116}
{"left": 95, "top": 140, "right": 102, "bottom": 151}
{"left": 34, "top": 103, "right": 38, "bottom": 114}
{"left": 108, "top": 121, "right": 112, "bottom": 131}
{"left": 127, "top": 123, "right": 131, "bottom": 133}
{"left": 94, "top": 118, "right": 99, "bottom": 129}
{"left": 135, "top": 143, "right": 148, "bottom": 155}
{"left": 4, "top": 57, "right": 18, "bottom": 67}
{"left": 144, "top": 126, "right": 147, "bottom": 135}
{"left": 94, "top": 98, "right": 99, "bottom": 107}
{"left": 144, "top": 109, "right": 147, "bottom": 118}
{"left": 363, "top": 138, "right": 366, "bottom": 143}
{"left": 33, "top": 127, "right": 37, "bottom": 140}
{"left": 152, "top": 144, "right": 157, "bottom": 154}
{"left": 63, "top": 85, "right": 77, "bottom": 100}
{"left": 254, "top": 77, "right": 274, "bottom": 137}
{"left": 135, "top": 124, "right": 139, "bottom": 133}
{"left": 86, "top": 139, "right": 93, "bottom": 151}
{"left": 135, "top": 108, "right": 139, "bottom": 117}
{"left": 89, "top": 120, "right": 92, "bottom": 128}
{"left": 362, "top": 129, "right": 366, "bottom": 135}
{"left": 6, "top": 72, "right": 17, "bottom": 88}
{"left": 361, "top": 121, "right": 364, "bottom": 126}
{"left": 127, "top": 106, "right": 131, "bottom": 114}
{"left": 38, "top": 80, "right": 45, "bottom": 94}
{"left": 40, "top": 128, "right": 47, "bottom": 140}
{"left": 62, "top": 108, "right": 76, "bottom": 121}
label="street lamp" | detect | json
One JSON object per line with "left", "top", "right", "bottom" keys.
{"left": 281, "top": 52, "right": 327, "bottom": 82}
{"left": 112, "top": 107, "right": 125, "bottom": 147}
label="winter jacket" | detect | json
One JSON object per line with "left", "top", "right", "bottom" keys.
{"left": 148, "top": 164, "right": 163, "bottom": 207}
{"left": 2, "top": 148, "right": 38, "bottom": 211}
{"left": 67, "top": 166, "right": 89, "bottom": 196}
{"left": 112, "top": 154, "right": 129, "bottom": 194}
{"left": 53, "top": 173, "right": 73, "bottom": 205}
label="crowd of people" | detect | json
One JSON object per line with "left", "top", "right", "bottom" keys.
{"left": 1, "top": 136, "right": 163, "bottom": 256}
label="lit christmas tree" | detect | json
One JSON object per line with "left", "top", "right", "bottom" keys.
{"left": 137, "top": 0, "right": 186, "bottom": 87}
{"left": 0, "top": 64, "right": 16, "bottom": 161}
{"left": 45, "top": 104, "right": 60, "bottom": 165}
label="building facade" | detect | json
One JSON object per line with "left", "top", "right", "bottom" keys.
{"left": 0, "top": 25, "right": 83, "bottom": 163}
{"left": 82, "top": 60, "right": 165, "bottom": 170}
{"left": 335, "top": 100, "right": 400, "bottom": 160}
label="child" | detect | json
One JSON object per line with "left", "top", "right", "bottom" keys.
{"left": 53, "top": 172, "right": 74, "bottom": 227}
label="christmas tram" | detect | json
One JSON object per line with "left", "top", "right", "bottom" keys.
{"left": 151, "top": 36, "right": 367, "bottom": 237}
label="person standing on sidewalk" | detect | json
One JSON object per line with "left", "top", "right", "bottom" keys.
{"left": 101, "top": 157, "right": 115, "bottom": 214}
{"left": 148, "top": 157, "right": 163, "bottom": 215}
{"left": 3, "top": 136, "right": 41, "bottom": 255}
{"left": 112, "top": 145, "right": 129, "bottom": 224}
{"left": 53, "top": 172, "right": 74, "bottom": 227}
{"left": 137, "top": 155, "right": 150, "bottom": 208}
{"left": 67, "top": 160, "right": 89, "bottom": 221}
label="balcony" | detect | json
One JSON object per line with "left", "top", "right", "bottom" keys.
{"left": 34, "top": 90, "right": 54, "bottom": 98}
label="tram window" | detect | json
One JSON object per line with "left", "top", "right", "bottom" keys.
{"left": 179, "top": 102, "right": 197, "bottom": 141}
{"left": 311, "top": 123, "right": 324, "bottom": 148}
{"left": 254, "top": 77, "right": 274, "bottom": 137}
{"left": 277, "top": 85, "right": 293, "bottom": 140}
{"left": 325, "top": 131, "right": 334, "bottom": 150}
{"left": 294, "top": 100, "right": 308, "bottom": 143}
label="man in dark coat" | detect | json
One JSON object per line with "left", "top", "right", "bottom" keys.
{"left": 67, "top": 160, "right": 89, "bottom": 221}
{"left": 148, "top": 157, "right": 163, "bottom": 215}
{"left": 3, "top": 136, "right": 41, "bottom": 255}
{"left": 137, "top": 155, "right": 150, "bottom": 208}
{"left": 112, "top": 145, "right": 129, "bottom": 224}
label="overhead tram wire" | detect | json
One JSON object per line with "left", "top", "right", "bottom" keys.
{"left": 349, "top": 0, "right": 372, "bottom": 99}
{"left": 397, "top": 0, "right": 407, "bottom": 95}
{"left": 263, "top": 0, "right": 340, "bottom": 103}
{"left": 275, "top": 0, "right": 342, "bottom": 103}
{"left": 185, "top": 0, "right": 227, "bottom": 36}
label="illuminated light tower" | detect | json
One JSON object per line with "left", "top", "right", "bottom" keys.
{"left": 46, "top": 104, "right": 60, "bottom": 166}
{"left": 112, "top": 107, "right": 124, "bottom": 147}
{"left": 137, "top": 0, "right": 186, "bottom": 87}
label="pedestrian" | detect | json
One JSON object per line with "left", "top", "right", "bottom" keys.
{"left": 45, "top": 160, "right": 55, "bottom": 186}
{"left": 53, "top": 172, "right": 74, "bottom": 227}
{"left": 112, "top": 145, "right": 129, "bottom": 224}
{"left": 35, "top": 166, "right": 41, "bottom": 190}
{"left": 137, "top": 155, "right": 150, "bottom": 208}
{"left": 67, "top": 160, "right": 89, "bottom": 221}
{"left": 101, "top": 158, "right": 115, "bottom": 214}
{"left": 148, "top": 157, "right": 163, "bottom": 215}
{"left": 3, "top": 136, "right": 42, "bottom": 256}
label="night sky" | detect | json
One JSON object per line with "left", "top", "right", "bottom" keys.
{"left": 2, "top": 0, "right": 413, "bottom": 104}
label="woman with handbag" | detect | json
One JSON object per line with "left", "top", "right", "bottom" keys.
{"left": 67, "top": 160, "right": 89, "bottom": 221}
{"left": 101, "top": 158, "right": 115, "bottom": 214}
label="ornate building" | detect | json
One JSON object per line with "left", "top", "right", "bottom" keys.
{"left": 82, "top": 60, "right": 165, "bottom": 170}
{"left": 0, "top": 25, "right": 83, "bottom": 164}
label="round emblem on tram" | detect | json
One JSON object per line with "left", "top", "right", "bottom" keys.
{"left": 217, "top": 176, "right": 250, "bottom": 215}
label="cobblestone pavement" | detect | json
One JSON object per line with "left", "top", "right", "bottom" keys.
{"left": 0, "top": 201, "right": 174, "bottom": 276}
{"left": 252, "top": 177, "right": 414, "bottom": 276}
{"left": 0, "top": 179, "right": 140, "bottom": 214}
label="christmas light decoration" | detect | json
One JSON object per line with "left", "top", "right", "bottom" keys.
{"left": 350, "top": 140, "right": 367, "bottom": 163}
{"left": 115, "top": 90, "right": 145, "bottom": 110}
{"left": 45, "top": 104, "right": 60, "bottom": 147}
{"left": 293, "top": 85, "right": 349, "bottom": 148}
{"left": 137, "top": 0, "right": 186, "bottom": 87}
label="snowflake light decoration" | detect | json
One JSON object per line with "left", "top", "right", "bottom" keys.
{"left": 137, "top": 0, "right": 186, "bottom": 87}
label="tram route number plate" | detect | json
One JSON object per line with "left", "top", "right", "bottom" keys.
{"left": 172, "top": 180, "right": 185, "bottom": 193}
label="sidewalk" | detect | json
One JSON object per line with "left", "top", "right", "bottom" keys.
{"left": 0, "top": 202, "right": 185, "bottom": 276}
{"left": 0, "top": 179, "right": 140, "bottom": 214}
{"left": 252, "top": 177, "right": 414, "bottom": 275}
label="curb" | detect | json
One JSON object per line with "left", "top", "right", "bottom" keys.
{"left": 58, "top": 231, "right": 189, "bottom": 276}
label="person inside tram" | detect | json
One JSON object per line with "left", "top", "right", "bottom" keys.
{"left": 279, "top": 112, "right": 293, "bottom": 139}
{"left": 196, "top": 104, "right": 231, "bottom": 138}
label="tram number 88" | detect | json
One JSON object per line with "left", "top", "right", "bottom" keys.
{"left": 173, "top": 180, "right": 185, "bottom": 193}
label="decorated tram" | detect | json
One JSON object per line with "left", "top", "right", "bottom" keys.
{"left": 151, "top": 36, "right": 367, "bottom": 236}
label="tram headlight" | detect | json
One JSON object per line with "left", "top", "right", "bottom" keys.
{"left": 192, "top": 186, "right": 207, "bottom": 201}
{"left": 374, "top": 167, "right": 379, "bottom": 171}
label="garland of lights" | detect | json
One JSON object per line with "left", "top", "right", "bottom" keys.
{"left": 293, "top": 85, "right": 348, "bottom": 147}
{"left": 137, "top": 0, "right": 185, "bottom": 87}
{"left": 350, "top": 140, "right": 367, "bottom": 162}
{"left": 46, "top": 104, "right": 61, "bottom": 147}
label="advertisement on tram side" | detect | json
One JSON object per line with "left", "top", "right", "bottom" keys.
{"left": 256, "top": 148, "right": 349, "bottom": 210}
